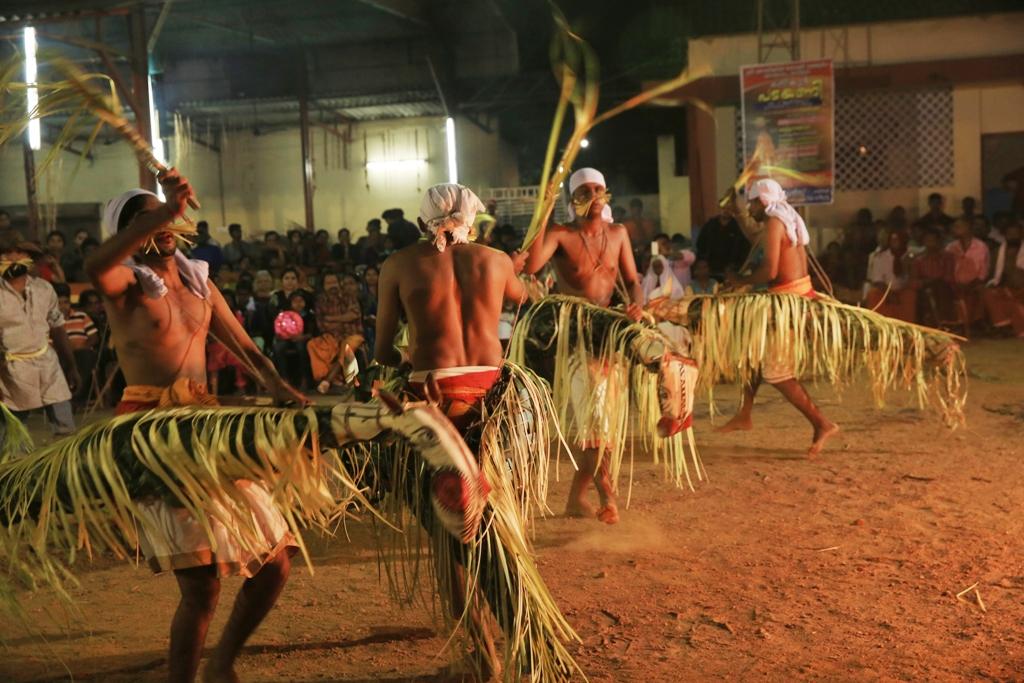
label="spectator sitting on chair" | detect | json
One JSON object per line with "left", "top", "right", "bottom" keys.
{"left": 272, "top": 291, "right": 316, "bottom": 391}
{"left": 308, "top": 272, "right": 363, "bottom": 394}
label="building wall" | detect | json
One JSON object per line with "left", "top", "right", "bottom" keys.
{"left": 688, "top": 12, "right": 1024, "bottom": 74}
{"left": 0, "top": 115, "right": 517, "bottom": 244}
{"left": 656, "top": 135, "right": 692, "bottom": 237}
{"left": 679, "top": 12, "right": 1024, "bottom": 234}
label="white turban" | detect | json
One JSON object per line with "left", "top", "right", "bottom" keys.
{"left": 419, "top": 183, "right": 486, "bottom": 252}
{"left": 748, "top": 179, "right": 809, "bottom": 247}
{"left": 102, "top": 189, "right": 157, "bottom": 238}
{"left": 567, "top": 167, "right": 613, "bottom": 221}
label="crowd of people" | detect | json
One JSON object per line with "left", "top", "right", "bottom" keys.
{"left": 3, "top": 187, "right": 1022, "bottom": 422}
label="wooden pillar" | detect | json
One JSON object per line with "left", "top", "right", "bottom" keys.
{"left": 22, "top": 140, "right": 40, "bottom": 239}
{"left": 127, "top": 6, "right": 154, "bottom": 191}
{"left": 686, "top": 103, "right": 718, "bottom": 229}
{"left": 299, "top": 95, "right": 315, "bottom": 230}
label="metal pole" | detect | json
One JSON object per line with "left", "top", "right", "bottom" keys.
{"left": 299, "top": 95, "right": 315, "bottom": 230}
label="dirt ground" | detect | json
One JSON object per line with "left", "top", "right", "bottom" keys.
{"left": 2, "top": 339, "right": 1022, "bottom": 682}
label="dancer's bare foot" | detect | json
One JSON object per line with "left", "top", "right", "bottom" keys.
{"left": 596, "top": 503, "right": 619, "bottom": 525}
{"left": 202, "top": 660, "right": 240, "bottom": 683}
{"left": 565, "top": 499, "right": 596, "bottom": 518}
{"left": 715, "top": 415, "right": 753, "bottom": 433}
{"left": 807, "top": 422, "right": 839, "bottom": 459}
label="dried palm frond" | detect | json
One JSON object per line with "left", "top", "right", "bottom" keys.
{"left": 0, "top": 50, "right": 200, "bottom": 242}
{"left": 509, "top": 295, "right": 705, "bottom": 498}
{"left": 0, "top": 403, "right": 33, "bottom": 464}
{"left": 657, "top": 292, "right": 967, "bottom": 427}
{"left": 521, "top": 3, "right": 711, "bottom": 250}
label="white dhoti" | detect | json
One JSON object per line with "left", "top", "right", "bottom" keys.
{"left": 136, "top": 479, "right": 295, "bottom": 577}
{"left": 0, "top": 346, "right": 71, "bottom": 411}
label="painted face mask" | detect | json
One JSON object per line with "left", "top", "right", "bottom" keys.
{"left": 571, "top": 188, "right": 612, "bottom": 218}
{"left": 0, "top": 258, "right": 33, "bottom": 279}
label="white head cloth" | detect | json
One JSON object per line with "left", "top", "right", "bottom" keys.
{"left": 748, "top": 178, "right": 810, "bottom": 247}
{"left": 567, "top": 167, "right": 613, "bottom": 221}
{"left": 103, "top": 189, "right": 210, "bottom": 300}
{"left": 641, "top": 255, "right": 684, "bottom": 303}
{"left": 419, "top": 183, "right": 486, "bottom": 252}
{"left": 102, "top": 188, "right": 157, "bottom": 236}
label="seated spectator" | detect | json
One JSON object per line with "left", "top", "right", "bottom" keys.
{"left": 222, "top": 223, "right": 256, "bottom": 266}
{"left": 981, "top": 222, "right": 1024, "bottom": 337}
{"left": 946, "top": 218, "right": 990, "bottom": 335}
{"left": 73, "top": 228, "right": 90, "bottom": 249}
{"left": 862, "top": 225, "right": 890, "bottom": 300}
{"left": 653, "top": 232, "right": 696, "bottom": 288}
{"left": 865, "top": 231, "right": 916, "bottom": 323}
{"left": 359, "top": 265, "right": 379, "bottom": 354}
{"left": 54, "top": 282, "right": 97, "bottom": 405}
{"left": 245, "top": 270, "right": 277, "bottom": 350}
{"left": 272, "top": 291, "right": 316, "bottom": 390}
{"left": 696, "top": 210, "right": 750, "bottom": 281}
{"left": 331, "top": 228, "right": 355, "bottom": 263}
{"left": 887, "top": 206, "right": 909, "bottom": 233}
{"left": 206, "top": 291, "right": 253, "bottom": 395}
{"left": 911, "top": 228, "right": 956, "bottom": 327}
{"left": 641, "top": 254, "right": 684, "bottom": 304}
{"left": 269, "top": 267, "right": 310, "bottom": 313}
{"left": 308, "top": 272, "right": 363, "bottom": 394}
{"left": 686, "top": 258, "right": 719, "bottom": 296}
{"left": 190, "top": 221, "right": 225, "bottom": 275}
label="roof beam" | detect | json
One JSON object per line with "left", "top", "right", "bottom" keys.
{"left": 351, "top": 0, "right": 427, "bottom": 26}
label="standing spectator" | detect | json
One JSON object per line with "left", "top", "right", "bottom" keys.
{"left": 309, "top": 229, "right": 332, "bottom": 267}
{"left": 356, "top": 219, "right": 385, "bottom": 265}
{"left": 308, "top": 272, "right": 363, "bottom": 393}
{"left": 696, "top": 211, "right": 751, "bottom": 281}
{"left": 222, "top": 223, "right": 255, "bottom": 266}
{"left": 381, "top": 208, "right": 420, "bottom": 250}
{"left": 190, "top": 221, "right": 225, "bottom": 276}
{"left": 865, "top": 231, "right": 917, "bottom": 323}
{"left": 981, "top": 222, "right": 1024, "bottom": 337}
{"left": 862, "top": 225, "right": 891, "bottom": 300}
{"left": 260, "top": 231, "right": 287, "bottom": 269}
{"left": 37, "top": 230, "right": 68, "bottom": 283}
{"left": 946, "top": 218, "right": 990, "bottom": 334}
{"left": 960, "top": 196, "right": 979, "bottom": 222}
{"left": 0, "top": 210, "right": 18, "bottom": 242}
{"left": 0, "top": 238, "right": 79, "bottom": 435}
{"left": 285, "top": 229, "right": 306, "bottom": 265}
{"left": 331, "top": 228, "right": 355, "bottom": 263}
{"left": 623, "top": 198, "right": 657, "bottom": 247}
{"left": 915, "top": 192, "right": 954, "bottom": 235}
{"left": 911, "top": 228, "right": 956, "bottom": 327}
{"left": 73, "top": 228, "right": 90, "bottom": 249}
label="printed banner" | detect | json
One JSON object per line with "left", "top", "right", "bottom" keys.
{"left": 740, "top": 59, "right": 834, "bottom": 205}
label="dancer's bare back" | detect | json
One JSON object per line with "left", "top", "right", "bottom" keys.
{"left": 375, "top": 242, "right": 525, "bottom": 371}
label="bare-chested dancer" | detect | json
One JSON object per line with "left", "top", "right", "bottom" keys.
{"left": 519, "top": 167, "right": 644, "bottom": 523}
{"left": 716, "top": 178, "right": 839, "bottom": 457}
{"left": 375, "top": 182, "right": 526, "bottom": 677}
{"left": 86, "top": 171, "right": 306, "bottom": 683}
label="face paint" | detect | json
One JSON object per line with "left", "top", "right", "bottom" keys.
{"left": 0, "top": 258, "right": 33, "bottom": 279}
{"left": 571, "top": 188, "right": 612, "bottom": 218}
